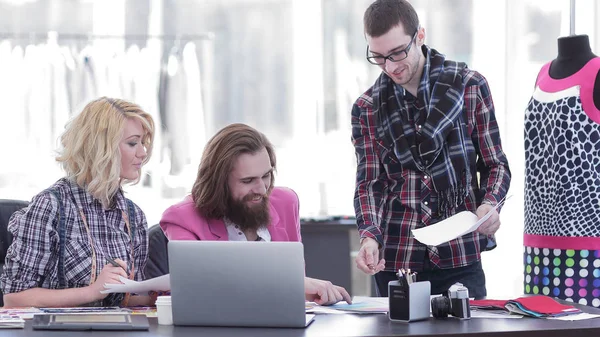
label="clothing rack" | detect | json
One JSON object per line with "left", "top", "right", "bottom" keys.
{"left": 0, "top": 32, "right": 214, "bottom": 41}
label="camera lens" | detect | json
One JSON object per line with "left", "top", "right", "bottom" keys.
{"left": 431, "top": 296, "right": 451, "bottom": 318}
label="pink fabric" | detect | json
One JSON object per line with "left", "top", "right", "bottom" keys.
{"left": 160, "top": 187, "right": 301, "bottom": 242}
{"left": 536, "top": 58, "right": 600, "bottom": 124}
{"left": 524, "top": 234, "right": 600, "bottom": 250}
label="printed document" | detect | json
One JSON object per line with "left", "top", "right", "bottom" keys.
{"left": 101, "top": 274, "right": 170, "bottom": 294}
{"left": 411, "top": 196, "right": 511, "bottom": 246}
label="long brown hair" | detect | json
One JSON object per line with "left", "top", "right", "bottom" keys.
{"left": 191, "top": 123, "right": 276, "bottom": 219}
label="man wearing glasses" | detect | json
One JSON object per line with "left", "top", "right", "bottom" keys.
{"left": 351, "top": 0, "right": 511, "bottom": 298}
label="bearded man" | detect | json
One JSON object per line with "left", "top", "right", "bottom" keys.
{"left": 160, "top": 123, "right": 351, "bottom": 306}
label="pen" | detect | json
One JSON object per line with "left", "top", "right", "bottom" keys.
{"left": 106, "top": 257, "right": 127, "bottom": 272}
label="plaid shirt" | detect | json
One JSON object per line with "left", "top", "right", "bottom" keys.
{"left": 0, "top": 178, "right": 148, "bottom": 296}
{"left": 352, "top": 49, "right": 511, "bottom": 271}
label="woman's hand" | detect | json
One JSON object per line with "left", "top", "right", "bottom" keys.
{"left": 88, "top": 258, "right": 128, "bottom": 301}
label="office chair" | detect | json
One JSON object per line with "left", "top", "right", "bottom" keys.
{"left": 145, "top": 224, "right": 170, "bottom": 279}
{"left": 0, "top": 199, "right": 29, "bottom": 306}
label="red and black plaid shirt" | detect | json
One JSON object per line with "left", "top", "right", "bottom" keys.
{"left": 351, "top": 53, "right": 511, "bottom": 272}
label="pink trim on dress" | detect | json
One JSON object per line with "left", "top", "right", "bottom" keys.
{"left": 524, "top": 233, "right": 600, "bottom": 250}
{"left": 536, "top": 58, "right": 600, "bottom": 124}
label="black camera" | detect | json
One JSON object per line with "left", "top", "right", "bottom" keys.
{"left": 431, "top": 283, "right": 471, "bottom": 319}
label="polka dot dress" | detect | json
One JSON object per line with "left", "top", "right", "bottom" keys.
{"left": 523, "top": 247, "right": 600, "bottom": 307}
{"left": 524, "top": 59, "right": 600, "bottom": 307}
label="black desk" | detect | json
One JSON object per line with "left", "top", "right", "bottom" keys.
{"left": 11, "top": 309, "right": 600, "bottom": 337}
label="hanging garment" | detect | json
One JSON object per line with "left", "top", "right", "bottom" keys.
{"left": 523, "top": 57, "right": 600, "bottom": 308}
{"left": 182, "top": 41, "right": 206, "bottom": 166}
{"left": 122, "top": 44, "right": 140, "bottom": 101}
{"left": 136, "top": 45, "right": 163, "bottom": 162}
{"left": 0, "top": 41, "right": 14, "bottom": 174}
{"left": 8, "top": 45, "right": 27, "bottom": 154}
{"left": 24, "top": 44, "right": 54, "bottom": 169}
{"left": 105, "top": 50, "right": 126, "bottom": 100}
{"left": 70, "top": 46, "right": 98, "bottom": 114}
{"left": 48, "top": 40, "right": 71, "bottom": 146}
{"left": 160, "top": 42, "right": 206, "bottom": 177}
{"left": 130, "top": 43, "right": 164, "bottom": 189}
{"left": 163, "top": 46, "right": 189, "bottom": 176}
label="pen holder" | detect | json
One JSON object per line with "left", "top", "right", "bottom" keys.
{"left": 388, "top": 280, "right": 431, "bottom": 322}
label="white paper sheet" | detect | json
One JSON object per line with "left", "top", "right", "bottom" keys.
{"left": 547, "top": 313, "right": 600, "bottom": 321}
{"left": 101, "top": 274, "right": 171, "bottom": 294}
{"left": 411, "top": 196, "right": 511, "bottom": 246}
{"left": 305, "top": 304, "right": 348, "bottom": 314}
{"left": 306, "top": 296, "right": 388, "bottom": 314}
{"left": 470, "top": 310, "right": 523, "bottom": 319}
{"left": 328, "top": 296, "right": 389, "bottom": 314}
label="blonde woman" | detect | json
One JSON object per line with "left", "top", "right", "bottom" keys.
{"left": 1, "top": 97, "right": 155, "bottom": 307}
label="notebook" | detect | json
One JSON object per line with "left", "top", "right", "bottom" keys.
{"left": 168, "top": 240, "right": 314, "bottom": 328}
{"left": 506, "top": 296, "right": 581, "bottom": 317}
{"left": 0, "top": 315, "right": 25, "bottom": 329}
{"left": 471, "top": 296, "right": 582, "bottom": 317}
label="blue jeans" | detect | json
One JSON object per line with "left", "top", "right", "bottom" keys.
{"left": 374, "top": 260, "right": 487, "bottom": 299}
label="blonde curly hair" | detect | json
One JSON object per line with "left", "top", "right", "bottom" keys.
{"left": 56, "top": 97, "right": 155, "bottom": 208}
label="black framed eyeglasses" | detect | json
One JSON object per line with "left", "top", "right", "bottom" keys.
{"left": 366, "top": 30, "right": 418, "bottom": 65}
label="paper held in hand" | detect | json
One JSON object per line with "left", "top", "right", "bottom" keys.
{"left": 101, "top": 274, "right": 171, "bottom": 294}
{"left": 411, "top": 196, "right": 511, "bottom": 246}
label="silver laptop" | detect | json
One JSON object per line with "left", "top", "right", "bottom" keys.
{"left": 168, "top": 240, "right": 314, "bottom": 328}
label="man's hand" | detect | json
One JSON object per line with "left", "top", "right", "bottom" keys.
{"left": 304, "top": 277, "right": 352, "bottom": 306}
{"left": 355, "top": 237, "right": 385, "bottom": 275}
{"left": 476, "top": 203, "right": 500, "bottom": 235}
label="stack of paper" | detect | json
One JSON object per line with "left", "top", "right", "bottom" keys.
{"left": 504, "top": 296, "right": 581, "bottom": 318}
{"left": 306, "top": 297, "right": 388, "bottom": 314}
{"left": 305, "top": 303, "right": 347, "bottom": 314}
{"left": 124, "top": 307, "right": 157, "bottom": 317}
{"left": 470, "top": 296, "right": 600, "bottom": 320}
{"left": 40, "top": 307, "right": 125, "bottom": 314}
{"left": 101, "top": 274, "right": 170, "bottom": 294}
{"left": 0, "top": 315, "right": 25, "bottom": 329}
{"left": 0, "top": 308, "right": 42, "bottom": 320}
{"left": 470, "top": 299, "right": 510, "bottom": 310}
{"left": 329, "top": 296, "right": 388, "bottom": 314}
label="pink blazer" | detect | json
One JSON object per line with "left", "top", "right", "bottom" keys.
{"left": 160, "top": 187, "right": 301, "bottom": 242}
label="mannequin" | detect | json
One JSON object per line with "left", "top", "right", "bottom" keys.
{"left": 523, "top": 34, "right": 600, "bottom": 308}
{"left": 548, "top": 34, "right": 600, "bottom": 109}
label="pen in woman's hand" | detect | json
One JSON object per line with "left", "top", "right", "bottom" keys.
{"left": 106, "top": 257, "right": 127, "bottom": 272}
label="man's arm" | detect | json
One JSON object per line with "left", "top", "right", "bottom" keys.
{"left": 471, "top": 75, "right": 511, "bottom": 206}
{"left": 160, "top": 208, "right": 199, "bottom": 241}
{"left": 351, "top": 100, "right": 389, "bottom": 274}
{"left": 351, "top": 102, "right": 389, "bottom": 244}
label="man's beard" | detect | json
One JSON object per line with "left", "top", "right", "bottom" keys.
{"left": 225, "top": 193, "right": 271, "bottom": 232}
